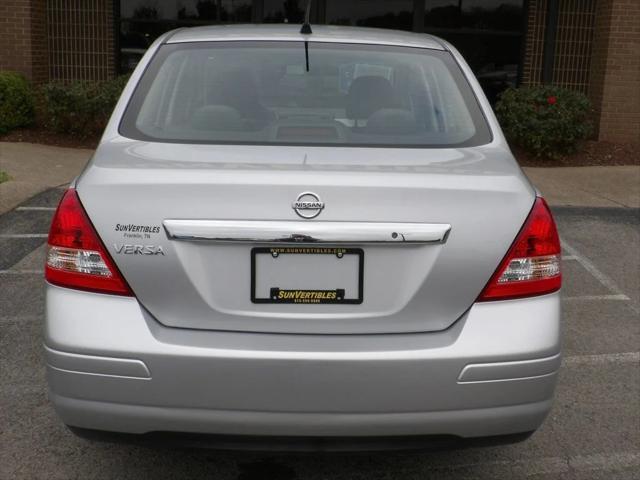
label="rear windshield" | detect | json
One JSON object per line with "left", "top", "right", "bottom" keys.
{"left": 120, "top": 41, "right": 491, "bottom": 147}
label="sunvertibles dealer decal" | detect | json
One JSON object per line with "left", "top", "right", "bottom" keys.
{"left": 269, "top": 288, "right": 345, "bottom": 304}
{"left": 115, "top": 223, "right": 161, "bottom": 240}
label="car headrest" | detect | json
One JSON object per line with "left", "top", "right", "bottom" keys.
{"left": 346, "top": 76, "right": 397, "bottom": 120}
{"left": 217, "top": 69, "right": 259, "bottom": 102}
{"left": 365, "top": 109, "right": 419, "bottom": 135}
{"left": 191, "top": 105, "right": 244, "bottom": 131}
{"left": 210, "top": 69, "right": 274, "bottom": 125}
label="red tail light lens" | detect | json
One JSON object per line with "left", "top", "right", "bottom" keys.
{"left": 45, "top": 188, "right": 133, "bottom": 296}
{"left": 478, "top": 197, "right": 561, "bottom": 301}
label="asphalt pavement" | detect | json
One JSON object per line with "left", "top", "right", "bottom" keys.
{"left": 1, "top": 187, "right": 638, "bottom": 480}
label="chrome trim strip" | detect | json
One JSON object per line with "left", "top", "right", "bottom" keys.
{"left": 163, "top": 220, "right": 451, "bottom": 245}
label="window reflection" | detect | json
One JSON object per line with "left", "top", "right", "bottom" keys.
{"left": 263, "top": 0, "right": 305, "bottom": 23}
{"left": 177, "top": 1, "right": 252, "bottom": 22}
{"left": 118, "top": 0, "right": 525, "bottom": 102}
{"left": 120, "top": 1, "right": 252, "bottom": 21}
{"left": 460, "top": 0, "right": 523, "bottom": 31}
{"left": 425, "top": 0, "right": 461, "bottom": 29}
{"left": 425, "top": 0, "right": 522, "bottom": 31}
{"left": 424, "top": 0, "right": 524, "bottom": 103}
{"left": 326, "top": 0, "right": 413, "bottom": 31}
{"left": 120, "top": 0, "right": 252, "bottom": 71}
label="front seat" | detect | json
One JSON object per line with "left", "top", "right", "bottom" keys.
{"left": 346, "top": 76, "right": 398, "bottom": 122}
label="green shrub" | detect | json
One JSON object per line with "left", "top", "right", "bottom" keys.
{"left": 0, "top": 71, "right": 34, "bottom": 134}
{"left": 40, "top": 75, "right": 129, "bottom": 138}
{"left": 495, "top": 86, "right": 593, "bottom": 159}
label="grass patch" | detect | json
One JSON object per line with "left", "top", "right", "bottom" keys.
{"left": 0, "top": 170, "right": 10, "bottom": 184}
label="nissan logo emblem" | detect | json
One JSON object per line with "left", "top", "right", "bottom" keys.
{"left": 292, "top": 192, "right": 324, "bottom": 219}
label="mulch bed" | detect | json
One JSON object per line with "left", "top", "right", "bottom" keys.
{"left": 1, "top": 128, "right": 638, "bottom": 168}
{"left": 0, "top": 127, "right": 99, "bottom": 149}
{"left": 514, "top": 141, "right": 640, "bottom": 167}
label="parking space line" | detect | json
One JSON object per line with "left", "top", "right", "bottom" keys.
{"left": 0, "top": 234, "right": 48, "bottom": 238}
{"left": 563, "top": 294, "right": 630, "bottom": 301}
{"left": 561, "top": 241, "right": 625, "bottom": 295}
{"left": 564, "top": 352, "right": 640, "bottom": 366}
{"left": 561, "top": 240, "right": 638, "bottom": 314}
{"left": 15, "top": 206, "right": 56, "bottom": 211}
{"left": 562, "top": 255, "right": 577, "bottom": 261}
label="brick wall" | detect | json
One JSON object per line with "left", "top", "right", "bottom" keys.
{"left": 588, "top": 0, "right": 640, "bottom": 143}
{"left": 0, "top": 0, "right": 48, "bottom": 83}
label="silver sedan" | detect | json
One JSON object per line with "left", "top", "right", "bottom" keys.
{"left": 44, "top": 24, "right": 561, "bottom": 451}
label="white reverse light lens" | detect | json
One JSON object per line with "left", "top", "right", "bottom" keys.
{"left": 497, "top": 254, "right": 560, "bottom": 283}
{"left": 46, "top": 246, "right": 112, "bottom": 277}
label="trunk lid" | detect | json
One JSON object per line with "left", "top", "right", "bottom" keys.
{"left": 77, "top": 139, "right": 534, "bottom": 334}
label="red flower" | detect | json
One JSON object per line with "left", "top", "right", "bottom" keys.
{"left": 547, "top": 96, "right": 558, "bottom": 105}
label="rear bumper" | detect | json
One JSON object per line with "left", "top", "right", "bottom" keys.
{"left": 66, "top": 426, "right": 535, "bottom": 452}
{"left": 44, "top": 284, "right": 561, "bottom": 440}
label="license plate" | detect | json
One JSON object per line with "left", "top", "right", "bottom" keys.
{"left": 251, "top": 247, "right": 363, "bottom": 304}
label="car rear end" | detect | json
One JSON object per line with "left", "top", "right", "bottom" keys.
{"left": 44, "top": 26, "right": 561, "bottom": 450}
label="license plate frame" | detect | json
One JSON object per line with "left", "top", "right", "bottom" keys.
{"left": 251, "top": 247, "right": 364, "bottom": 304}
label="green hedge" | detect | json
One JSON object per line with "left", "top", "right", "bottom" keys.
{"left": 40, "top": 75, "right": 129, "bottom": 138}
{"left": 495, "top": 86, "right": 593, "bottom": 159}
{"left": 0, "top": 71, "right": 35, "bottom": 134}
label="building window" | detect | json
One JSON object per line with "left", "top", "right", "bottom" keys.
{"left": 117, "top": 0, "right": 526, "bottom": 102}
{"left": 119, "top": 1, "right": 253, "bottom": 72}
{"left": 263, "top": 0, "right": 305, "bottom": 23}
{"left": 177, "top": 1, "right": 253, "bottom": 22}
{"left": 326, "top": 0, "right": 414, "bottom": 31}
{"left": 424, "top": 0, "right": 525, "bottom": 103}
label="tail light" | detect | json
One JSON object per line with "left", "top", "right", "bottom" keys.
{"left": 45, "top": 188, "right": 133, "bottom": 296}
{"left": 478, "top": 197, "right": 561, "bottom": 301}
